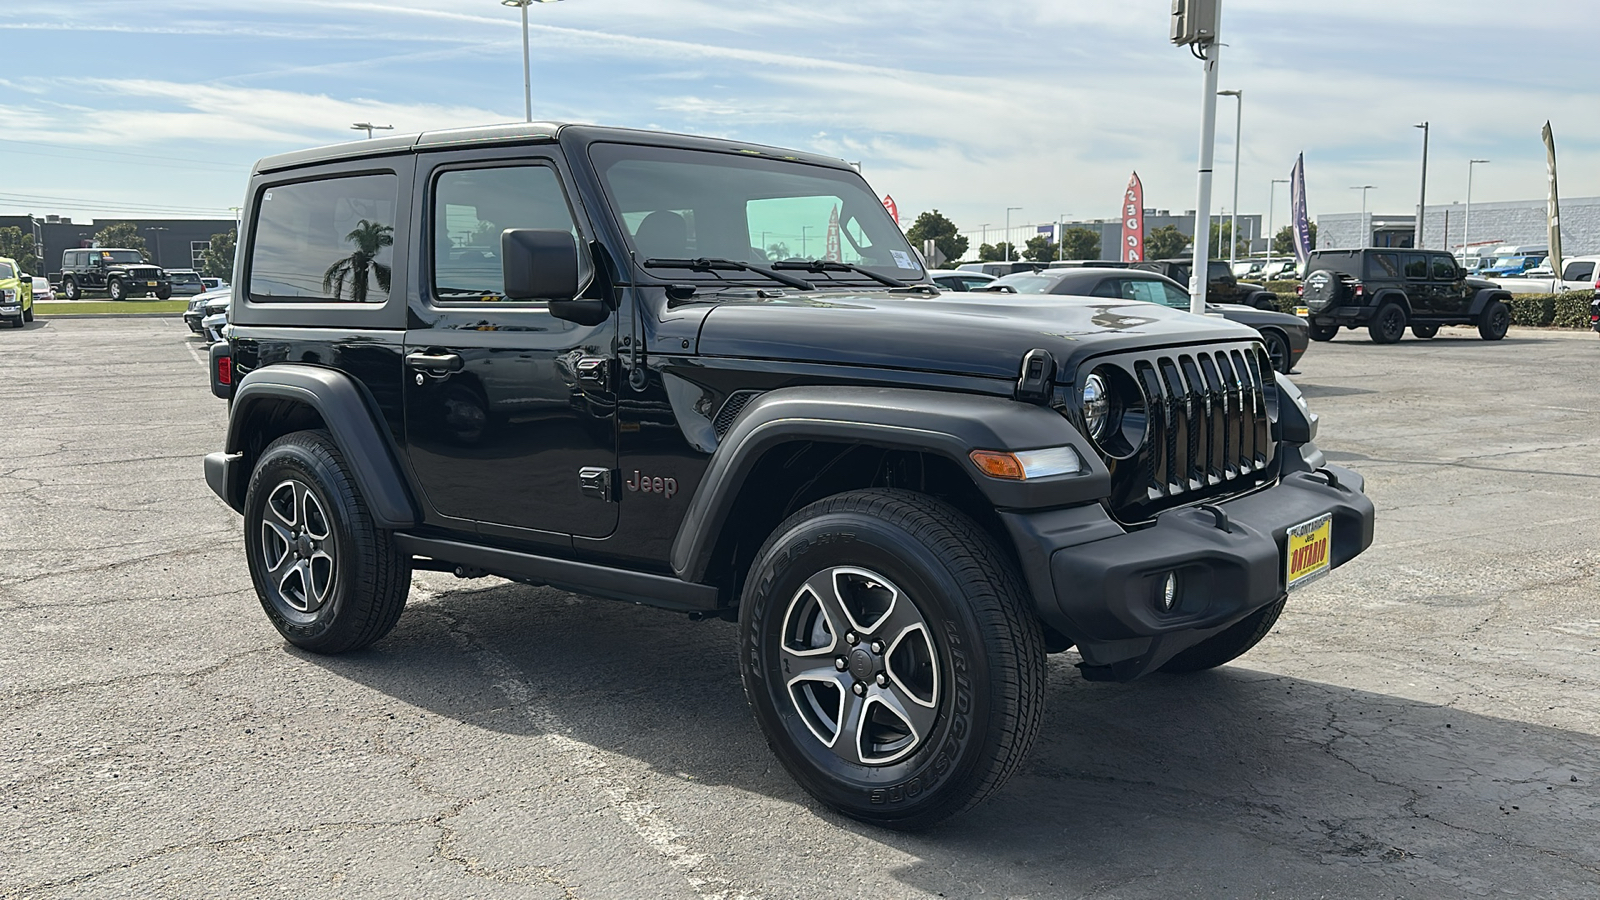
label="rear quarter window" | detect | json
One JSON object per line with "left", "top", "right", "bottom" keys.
{"left": 247, "top": 172, "right": 399, "bottom": 303}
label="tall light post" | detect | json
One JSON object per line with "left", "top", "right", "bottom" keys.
{"left": 502, "top": 0, "right": 564, "bottom": 123}
{"left": 1413, "top": 122, "right": 1429, "bottom": 249}
{"left": 1267, "top": 177, "right": 1289, "bottom": 273}
{"left": 1465, "top": 159, "right": 1490, "bottom": 263}
{"left": 1349, "top": 185, "right": 1376, "bottom": 248}
{"left": 350, "top": 122, "right": 393, "bottom": 139}
{"left": 1217, "top": 89, "right": 1243, "bottom": 269}
{"left": 1057, "top": 213, "right": 1069, "bottom": 261}
{"left": 801, "top": 225, "right": 811, "bottom": 258}
{"left": 1004, "top": 207, "right": 1022, "bottom": 261}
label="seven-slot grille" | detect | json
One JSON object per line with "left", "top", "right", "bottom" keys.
{"left": 1088, "top": 342, "right": 1275, "bottom": 523}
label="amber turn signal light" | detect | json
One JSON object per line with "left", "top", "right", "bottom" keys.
{"left": 969, "top": 450, "right": 1026, "bottom": 480}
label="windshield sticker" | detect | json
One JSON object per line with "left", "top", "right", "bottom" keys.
{"left": 891, "top": 250, "right": 915, "bottom": 270}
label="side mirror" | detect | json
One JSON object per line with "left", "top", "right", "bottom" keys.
{"left": 502, "top": 229, "right": 579, "bottom": 300}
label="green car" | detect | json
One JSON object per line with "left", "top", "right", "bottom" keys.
{"left": 0, "top": 257, "right": 34, "bottom": 328}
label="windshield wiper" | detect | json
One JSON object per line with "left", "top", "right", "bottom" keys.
{"left": 770, "top": 258, "right": 907, "bottom": 288}
{"left": 643, "top": 257, "right": 814, "bottom": 291}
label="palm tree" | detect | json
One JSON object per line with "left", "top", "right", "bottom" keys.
{"left": 322, "top": 219, "right": 393, "bottom": 302}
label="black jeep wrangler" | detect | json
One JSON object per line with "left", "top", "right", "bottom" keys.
{"left": 1130, "top": 258, "right": 1279, "bottom": 310}
{"left": 1299, "top": 248, "right": 1513, "bottom": 343}
{"left": 203, "top": 123, "right": 1375, "bottom": 829}
{"left": 59, "top": 248, "right": 172, "bottom": 301}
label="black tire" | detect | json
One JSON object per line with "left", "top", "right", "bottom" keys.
{"left": 155, "top": 286, "right": 173, "bottom": 300}
{"left": 1160, "top": 597, "right": 1286, "bottom": 673}
{"left": 739, "top": 488, "right": 1045, "bottom": 830}
{"left": 107, "top": 278, "right": 127, "bottom": 302}
{"left": 1368, "top": 302, "right": 1407, "bottom": 344}
{"left": 1308, "top": 322, "right": 1339, "bottom": 342}
{"left": 1477, "top": 301, "right": 1510, "bottom": 341}
{"left": 62, "top": 278, "right": 80, "bottom": 301}
{"left": 243, "top": 429, "right": 411, "bottom": 653}
{"left": 8, "top": 316, "right": 20, "bottom": 329}
{"left": 1300, "top": 271, "right": 1347, "bottom": 312}
{"left": 22, "top": 304, "right": 32, "bottom": 322}
{"left": 1249, "top": 292, "right": 1279, "bottom": 312}
{"left": 1410, "top": 324, "right": 1438, "bottom": 339}
{"left": 1260, "top": 329, "right": 1292, "bottom": 374}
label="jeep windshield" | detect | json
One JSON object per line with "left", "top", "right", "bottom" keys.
{"left": 590, "top": 142, "right": 924, "bottom": 288}
{"left": 100, "top": 251, "right": 146, "bottom": 264}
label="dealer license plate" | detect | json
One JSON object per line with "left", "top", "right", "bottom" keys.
{"left": 147, "top": 281, "right": 158, "bottom": 287}
{"left": 1286, "top": 513, "right": 1332, "bottom": 589}
{"left": 1294, "top": 306, "right": 1309, "bottom": 317}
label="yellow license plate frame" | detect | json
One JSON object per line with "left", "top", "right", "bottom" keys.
{"left": 1286, "top": 513, "right": 1332, "bottom": 589}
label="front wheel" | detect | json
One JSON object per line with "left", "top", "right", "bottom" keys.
{"left": 108, "top": 278, "right": 127, "bottom": 302}
{"left": 1368, "top": 303, "right": 1407, "bottom": 344}
{"left": 155, "top": 286, "right": 172, "bottom": 300}
{"left": 1308, "top": 322, "right": 1339, "bottom": 342}
{"left": 243, "top": 430, "right": 411, "bottom": 653}
{"left": 1477, "top": 301, "right": 1510, "bottom": 341}
{"left": 739, "top": 489, "right": 1045, "bottom": 830}
{"left": 22, "top": 304, "right": 32, "bottom": 322}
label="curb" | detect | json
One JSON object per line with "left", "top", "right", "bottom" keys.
{"left": 37, "top": 313, "right": 184, "bottom": 320}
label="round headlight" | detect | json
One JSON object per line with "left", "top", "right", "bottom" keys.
{"left": 1082, "top": 373, "right": 1111, "bottom": 441}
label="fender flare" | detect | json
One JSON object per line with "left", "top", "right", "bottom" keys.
{"left": 669, "top": 385, "right": 1110, "bottom": 582}
{"left": 223, "top": 364, "right": 417, "bottom": 528}
{"left": 1467, "top": 288, "right": 1512, "bottom": 318}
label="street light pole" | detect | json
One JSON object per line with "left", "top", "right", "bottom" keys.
{"left": 1218, "top": 89, "right": 1243, "bottom": 270}
{"left": 1466, "top": 159, "right": 1490, "bottom": 263}
{"left": 1349, "top": 185, "right": 1376, "bottom": 248}
{"left": 350, "top": 122, "right": 393, "bottom": 139}
{"left": 1004, "top": 207, "right": 1022, "bottom": 262}
{"left": 502, "top": 0, "right": 564, "bottom": 123}
{"left": 1267, "top": 177, "right": 1289, "bottom": 274}
{"left": 1414, "top": 122, "right": 1429, "bottom": 249}
{"left": 1057, "top": 213, "right": 1068, "bottom": 261}
{"left": 1185, "top": 8, "right": 1223, "bottom": 315}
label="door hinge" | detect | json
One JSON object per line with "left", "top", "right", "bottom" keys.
{"left": 579, "top": 466, "right": 615, "bottom": 502}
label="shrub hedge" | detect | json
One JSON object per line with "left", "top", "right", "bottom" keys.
{"left": 1264, "top": 289, "right": 1594, "bottom": 328}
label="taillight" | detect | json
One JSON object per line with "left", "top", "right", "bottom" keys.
{"left": 1296, "top": 284, "right": 1304, "bottom": 296}
{"left": 216, "top": 355, "right": 232, "bottom": 386}
{"left": 1354, "top": 283, "right": 1365, "bottom": 298}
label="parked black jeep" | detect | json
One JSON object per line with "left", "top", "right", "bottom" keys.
{"left": 204, "top": 122, "right": 1375, "bottom": 829}
{"left": 1130, "top": 258, "right": 1279, "bottom": 310}
{"left": 58, "top": 248, "right": 172, "bottom": 300}
{"left": 1299, "top": 248, "right": 1513, "bottom": 343}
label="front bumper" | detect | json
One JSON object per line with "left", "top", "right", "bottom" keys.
{"left": 1003, "top": 461, "right": 1375, "bottom": 681}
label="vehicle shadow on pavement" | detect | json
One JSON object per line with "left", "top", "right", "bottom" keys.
{"left": 304, "top": 579, "right": 1600, "bottom": 898}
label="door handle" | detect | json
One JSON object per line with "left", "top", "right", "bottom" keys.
{"left": 405, "top": 351, "right": 463, "bottom": 372}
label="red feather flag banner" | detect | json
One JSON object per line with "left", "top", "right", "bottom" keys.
{"left": 882, "top": 194, "right": 898, "bottom": 226}
{"left": 1121, "top": 173, "right": 1145, "bottom": 262}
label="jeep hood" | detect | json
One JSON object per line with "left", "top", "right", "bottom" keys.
{"left": 694, "top": 289, "right": 1261, "bottom": 381}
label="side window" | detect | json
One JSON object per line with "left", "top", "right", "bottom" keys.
{"left": 431, "top": 165, "right": 581, "bottom": 301}
{"left": 1159, "top": 281, "right": 1191, "bottom": 308}
{"left": 1431, "top": 255, "right": 1456, "bottom": 280}
{"left": 1122, "top": 279, "right": 1168, "bottom": 304}
{"left": 1089, "top": 278, "right": 1121, "bottom": 298}
{"left": 1563, "top": 261, "right": 1594, "bottom": 282}
{"left": 248, "top": 173, "right": 398, "bottom": 303}
{"left": 1402, "top": 253, "right": 1427, "bottom": 279}
{"left": 1368, "top": 252, "right": 1400, "bottom": 278}
{"left": 1208, "top": 261, "right": 1230, "bottom": 281}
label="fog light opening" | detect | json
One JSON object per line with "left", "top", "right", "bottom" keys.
{"left": 1159, "top": 572, "right": 1178, "bottom": 612}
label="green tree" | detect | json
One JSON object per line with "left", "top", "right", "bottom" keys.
{"left": 978, "top": 241, "right": 1018, "bottom": 262}
{"left": 764, "top": 241, "right": 790, "bottom": 261}
{"left": 0, "top": 226, "right": 40, "bottom": 274}
{"left": 977, "top": 242, "right": 998, "bottom": 261}
{"left": 201, "top": 230, "right": 237, "bottom": 281}
{"left": 1060, "top": 227, "right": 1100, "bottom": 260}
{"left": 1143, "top": 224, "right": 1189, "bottom": 259}
{"left": 1207, "top": 221, "right": 1252, "bottom": 259}
{"left": 321, "top": 220, "right": 393, "bottom": 302}
{"left": 1023, "top": 235, "right": 1058, "bottom": 262}
{"left": 92, "top": 222, "right": 148, "bottom": 257}
{"left": 1271, "top": 223, "right": 1318, "bottom": 256}
{"left": 905, "top": 209, "right": 969, "bottom": 266}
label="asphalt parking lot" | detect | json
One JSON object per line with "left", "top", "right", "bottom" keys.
{"left": 3, "top": 317, "right": 1599, "bottom": 899}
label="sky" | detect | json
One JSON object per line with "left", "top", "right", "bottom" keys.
{"left": 1, "top": 0, "right": 1595, "bottom": 249}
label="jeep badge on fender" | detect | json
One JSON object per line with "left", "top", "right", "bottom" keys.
{"left": 204, "top": 121, "right": 1374, "bottom": 831}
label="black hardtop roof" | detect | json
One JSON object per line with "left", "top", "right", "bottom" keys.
{"left": 254, "top": 121, "right": 856, "bottom": 175}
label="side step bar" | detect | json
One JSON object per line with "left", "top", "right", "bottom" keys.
{"left": 394, "top": 534, "right": 721, "bottom": 613}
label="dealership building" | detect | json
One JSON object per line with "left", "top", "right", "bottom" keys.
{"left": 1314, "top": 196, "right": 1600, "bottom": 257}
{"left": 0, "top": 214, "right": 236, "bottom": 276}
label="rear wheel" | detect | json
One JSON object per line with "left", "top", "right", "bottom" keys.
{"left": 739, "top": 489, "right": 1045, "bottom": 830}
{"left": 1160, "top": 597, "right": 1286, "bottom": 673}
{"left": 1477, "top": 301, "right": 1510, "bottom": 341}
{"left": 1368, "top": 303, "right": 1407, "bottom": 344}
{"left": 1410, "top": 324, "right": 1438, "bottom": 339}
{"left": 1308, "top": 322, "right": 1339, "bottom": 342}
{"left": 243, "top": 430, "right": 411, "bottom": 653}
{"left": 1260, "top": 329, "right": 1292, "bottom": 374}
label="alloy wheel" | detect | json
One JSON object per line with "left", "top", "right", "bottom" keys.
{"left": 259, "top": 479, "right": 337, "bottom": 615}
{"left": 780, "top": 566, "right": 940, "bottom": 766}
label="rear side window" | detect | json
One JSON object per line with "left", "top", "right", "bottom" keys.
{"left": 431, "top": 165, "right": 581, "bottom": 301}
{"left": 1402, "top": 254, "right": 1427, "bottom": 279}
{"left": 1562, "top": 261, "right": 1594, "bottom": 282}
{"left": 1368, "top": 253, "right": 1400, "bottom": 278}
{"left": 1431, "top": 256, "right": 1457, "bottom": 280}
{"left": 248, "top": 173, "right": 398, "bottom": 303}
